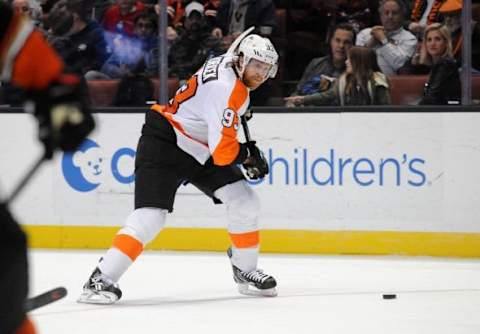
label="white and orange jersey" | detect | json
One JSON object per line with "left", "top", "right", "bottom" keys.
{"left": 151, "top": 54, "right": 250, "bottom": 166}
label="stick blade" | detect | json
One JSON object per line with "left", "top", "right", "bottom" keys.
{"left": 25, "top": 286, "right": 68, "bottom": 312}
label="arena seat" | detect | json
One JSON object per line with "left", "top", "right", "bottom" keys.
{"left": 275, "top": 9, "right": 287, "bottom": 39}
{"left": 388, "top": 75, "right": 426, "bottom": 105}
{"left": 473, "top": 3, "right": 480, "bottom": 22}
{"left": 87, "top": 78, "right": 180, "bottom": 107}
{"left": 87, "top": 80, "right": 121, "bottom": 107}
{"left": 389, "top": 75, "right": 480, "bottom": 105}
{"left": 151, "top": 78, "right": 180, "bottom": 101}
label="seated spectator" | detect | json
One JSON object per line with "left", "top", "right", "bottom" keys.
{"left": 12, "top": 0, "right": 43, "bottom": 26}
{"left": 284, "top": 0, "right": 332, "bottom": 80}
{"left": 439, "top": 0, "right": 480, "bottom": 71}
{"left": 101, "top": 13, "right": 159, "bottom": 79}
{"left": 356, "top": 0, "right": 417, "bottom": 75}
{"left": 47, "top": 0, "right": 109, "bottom": 79}
{"left": 335, "top": 0, "right": 374, "bottom": 33}
{"left": 213, "top": 0, "right": 278, "bottom": 39}
{"left": 169, "top": 1, "right": 223, "bottom": 82}
{"left": 284, "top": 23, "right": 356, "bottom": 107}
{"left": 286, "top": 46, "right": 390, "bottom": 106}
{"left": 167, "top": 0, "right": 187, "bottom": 27}
{"left": 91, "top": 0, "right": 115, "bottom": 22}
{"left": 417, "top": 23, "right": 461, "bottom": 105}
{"left": 204, "top": 0, "right": 221, "bottom": 31}
{"left": 408, "top": 0, "right": 445, "bottom": 38}
{"left": 102, "top": 0, "right": 147, "bottom": 37}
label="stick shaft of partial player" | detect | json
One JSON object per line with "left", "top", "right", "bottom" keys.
{"left": 4, "top": 152, "right": 46, "bottom": 205}
{"left": 25, "top": 286, "right": 67, "bottom": 312}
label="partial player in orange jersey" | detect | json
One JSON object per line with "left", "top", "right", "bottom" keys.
{"left": 0, "top": 3, "right": 94, "bottom": 333}
{"left": 78, "top": 28, "right": 279, "bottom": 304}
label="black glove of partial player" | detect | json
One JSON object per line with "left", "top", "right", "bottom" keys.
{"left": 27, "top": 74, "right": 95, "bottom": 159}
{"left": 241, "top": 141, "right": 269, "bottom": 180}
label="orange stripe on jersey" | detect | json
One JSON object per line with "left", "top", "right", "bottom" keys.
{"left": 112, "top": 234, "right": 144, "bottom": 261}
{"left": 229, "top": 231, "right": 259, "bottom": 248}
{"left": 211, "top": 79, "right": 248, "bottom": 166}
{"left": 151, "top": 104, "right": 208, "bottom": 148}
{"left": 15, "top": 317, "right": 36, "bottom": 334}
{"left": 11, "top": 30, "right": 63, "bottom": 90}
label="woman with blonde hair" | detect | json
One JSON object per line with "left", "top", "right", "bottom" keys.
{"left": 285, "top": 46, "right": 391, "bottom": 106}
{"left": 415, "top": 23, "right": 461, "bottom": 104}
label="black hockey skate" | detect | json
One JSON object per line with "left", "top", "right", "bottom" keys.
{"left": 77, "top": 267, "right": 122, "bottom": 304}
{"left": 227, "top": 247, "right": 277, "bottom": 297}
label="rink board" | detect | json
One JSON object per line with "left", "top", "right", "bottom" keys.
{"left": 1, "top": 112, "right": 480, "bottom": 257}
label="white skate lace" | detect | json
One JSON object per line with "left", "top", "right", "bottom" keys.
{"left": 91, "top": 272, "right": 119, "bottom": 289}
{"left": 243, "top": 269, "right": 269, "bottom": 283}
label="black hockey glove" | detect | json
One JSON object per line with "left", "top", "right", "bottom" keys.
{"left": 27, "top": 74, "right": 95, "bottom": 159}
{"left": 241, "top": 141, "right": 269, "bottom": 180}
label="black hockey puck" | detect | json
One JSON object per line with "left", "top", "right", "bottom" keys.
{"left": 382, "top": 294, "right": 397, "bottom": 299}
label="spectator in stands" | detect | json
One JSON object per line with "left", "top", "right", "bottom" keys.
{"left": 166, "top": 0, "right": 187, "bottom": 27}
{"left": 204, "top": 0, "right": 221, "bottom": 31}
{"left": 284, "top": 23, "right": 356, "bottom": 107}
{"left": 356, "top": 0, "right": 417, "bottom": 75}
{"left": 101, "top": 12, "right": 159, "bottom": 79}
{"left": 12, "top": 0, "right": 43, "bottom": 26}
{"left": 439, "top": 0, "right": 480, "bottom": 72}
{"left": 335, "top": 0, "right": 374, "bottom": 33}
{"left": 102, "top": 0, "right": 147, "bottom": 37}
{"left": 169, "top": 1, "right": 223, "bottom": 82}
{"left": 416, "top": 23, "right": 461, "bottom": 104}
{"left": 284, "top": 0, "right": 332, "bottom": 80}
{"left": 47, "top": 0, "right": 109, "bottom": 79}
{"left": 285, "top": 46, "right": 390, "bottom": 106}
{"left": 91, "top": 0, "right": 115, "bottom": 22}
{"left": 408, "top": 0, "right": 445, "bottom": 38}
{"left": 212, "top": 0, "right": 278, "bottom": 39}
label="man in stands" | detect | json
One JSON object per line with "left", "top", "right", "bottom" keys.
{"left": 356, "top": 0, "right": 417, "bottom": 75}
{"left": 102, "top": 0, "right": 147, "bottom": 37}
{"left": 284, "top": 23, "right": 356, "bottom": 107}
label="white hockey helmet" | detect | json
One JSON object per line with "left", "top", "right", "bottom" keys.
{"left": 235, "top": 34, "right": 279, "bottom": 79}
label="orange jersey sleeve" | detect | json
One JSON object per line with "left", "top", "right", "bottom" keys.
{"left": 211, "top": 78, "right": 249, "bottom": 166}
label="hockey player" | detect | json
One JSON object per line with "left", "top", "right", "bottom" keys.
{"left": 0, "top": 3, "right": 94, "bottom": 333}
{"left": 78, "top": 29, "right": 279, "bottom": 304}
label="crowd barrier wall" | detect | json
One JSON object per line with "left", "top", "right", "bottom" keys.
{"left": 1, "top": 107, "right": 480, "bottom": 257}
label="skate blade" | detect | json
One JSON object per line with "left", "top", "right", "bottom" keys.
{"left": 237, "top": 284, "right": 278, "bottom": 297}
{"left": 77, "top": 289, "right": 119, "bottom": 305}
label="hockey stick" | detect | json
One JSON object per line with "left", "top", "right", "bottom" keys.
{"left": 25, "top": 286, "right": 67, "bottom": 312}
{"left": 3, "top": 152, "right": 48, "bottom": 205}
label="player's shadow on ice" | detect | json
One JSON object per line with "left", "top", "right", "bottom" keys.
{"left": 121, "top": 294, "right": 258, "bottom": 307}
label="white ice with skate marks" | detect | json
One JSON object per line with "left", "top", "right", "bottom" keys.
{"left": 29, "top": 250, "right": 480, "bottom": 334}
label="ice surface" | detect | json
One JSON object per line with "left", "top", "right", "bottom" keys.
{"left": 28, "top": 250, "right": 480, "bottom": 334}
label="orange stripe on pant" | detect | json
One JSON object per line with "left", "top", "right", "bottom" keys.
{"left": 112, "top": 234, "right": 143, "bottom": 261}
{"left": 229, "top": 231, "right": 259, "bottom": 248}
